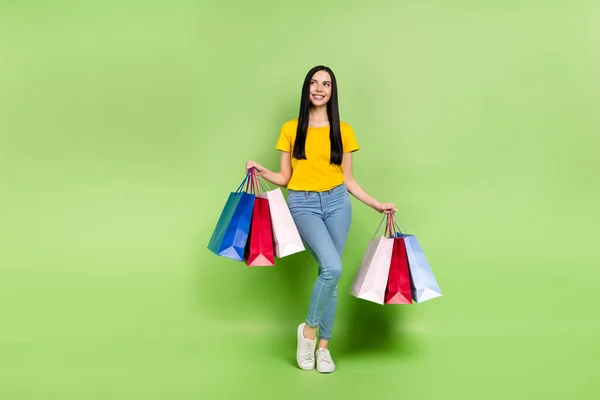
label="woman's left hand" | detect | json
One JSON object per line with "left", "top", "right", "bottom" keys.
{"left": 375, "top": 202, "right": 397, "bottom": 214}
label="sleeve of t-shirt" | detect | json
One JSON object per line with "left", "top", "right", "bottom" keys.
{"left": 275, "top": 123, "right": 291, "bottom": 152}
{"left": 343, "top": 123, "right": 360, "bottom": 153}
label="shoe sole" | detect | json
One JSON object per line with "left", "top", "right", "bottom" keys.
{"left": 317, "top": 366, "right": 335, "bottom": 374}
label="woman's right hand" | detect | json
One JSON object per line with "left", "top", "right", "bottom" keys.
{"left": 246, "top": 160, "right": 265, "bottom": 175}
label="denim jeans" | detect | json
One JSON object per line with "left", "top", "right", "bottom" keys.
{"left": 287, "top": 183, "right": 352, "bottom": 340}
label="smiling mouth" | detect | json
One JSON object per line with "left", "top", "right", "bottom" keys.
{"left": 312, "top": 94, "right": 325, "bottom": 100}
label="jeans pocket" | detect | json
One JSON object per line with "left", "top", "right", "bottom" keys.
{"left": 287, "top": 191, "right": 303, "bottom": 204}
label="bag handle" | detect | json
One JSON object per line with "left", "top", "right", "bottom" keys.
{"left": 236, "top": 169, "right": 260, "bottom": 195}
{"left": 371, "top": 211, "right": 408, "bottom": 239}
{"left": 251, "top": 168, "right": 274, "bottom": 193}
{"left": 392, "top": 213, "right": 408, "bottom": 235}
{"left": 235, "top": 171, "right": 252, "bottom": 193}
{"left": 372, "top": 212, "right": 396, "bottom": 239}
{"left": 388, "top": 213, "right": 397, "bottom": 237}
{"left": 247, "top": 169, "right": 261, "bottom": 195}
{"left": 371, "top": 214, "right": 386, "bottom": 239}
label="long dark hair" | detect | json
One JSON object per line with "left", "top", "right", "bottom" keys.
{"left": 292, "top": 65, "right": 343, "bottom": 165}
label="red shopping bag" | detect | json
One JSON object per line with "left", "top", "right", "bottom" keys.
{"left": 384, "top": 220, "right": 412, "bottom": 304}
{"left": 244, "top": 170, "right": 275, "bottom": 267}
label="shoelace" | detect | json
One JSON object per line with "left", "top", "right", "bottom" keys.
{"left": 317, "top": 349, "right": 331, "bottom": 364}
{"left": 302, "top": 341, "right": 316, "bottom": 361}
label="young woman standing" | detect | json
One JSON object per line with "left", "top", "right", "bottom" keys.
{"left": 246, "top": 65, "right": 396, "bottom": 373}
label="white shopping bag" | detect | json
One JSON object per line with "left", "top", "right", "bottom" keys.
{"left": 255, "top": 175, "right": 305, "bottom": 258}
{"left": 349, "top": 235, "right": 395, "bottom": 305}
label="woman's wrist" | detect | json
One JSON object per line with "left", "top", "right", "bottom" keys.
{"left": 368, "top": 198, "right": 381, "bottom": 211}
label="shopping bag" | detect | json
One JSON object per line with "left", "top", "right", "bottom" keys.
{"left": 245, "top": 171, "right": 275, "bottom": 266}
{"left": 384, "top": 236, "right": 413, "bottom": 304}
{"left": 207, "top": 171, "right": 256, "bottom": 261}
{"left": 349, "top": 214, "right": 395, "bottom": 304}
{"left": 404, "top": 235, "right": 442, "bottom": 302}
{"left": 254, "top": 175, "right": 305, "bottom": 258}
{"left": 392, "top": 218, "right": 442, "bottom": 303}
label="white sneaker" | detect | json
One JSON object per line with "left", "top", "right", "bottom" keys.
{"left": 296, "top": 323, "right": 316, "bottom": 370}
{"left": 316, "top": 348, "right": 336, "bottom": 373}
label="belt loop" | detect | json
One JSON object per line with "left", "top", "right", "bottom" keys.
{"left": 305, "top": 191, "right": 308, "bottom": 199}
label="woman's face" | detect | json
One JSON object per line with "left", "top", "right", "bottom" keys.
{"left": 309, "top": 70, "right": 332, "bottom": 107}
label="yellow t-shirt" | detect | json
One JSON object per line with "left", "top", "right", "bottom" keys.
{"left": 275, "top": 119, "right": 360, "bottom": 192}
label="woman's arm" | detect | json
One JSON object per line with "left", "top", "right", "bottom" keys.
{"left": 342, "top": 152, "right": 396, "bottom": 213}
{"left": 246, "top": 152, "right": 292, "bottom": 187}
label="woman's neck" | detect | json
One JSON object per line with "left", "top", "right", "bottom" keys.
{"left": 309, "top": 106, "right": 329, "bottom": 127}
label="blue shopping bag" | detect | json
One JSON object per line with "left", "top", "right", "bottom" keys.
{"left": 391, "top": 216, "right": 442, "bottom": 303}
{"left": 207, "top": 172, "right": 256, "bottom": 261}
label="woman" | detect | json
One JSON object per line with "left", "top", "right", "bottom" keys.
{"left": 246, "top": 65, "right": 396, "bottom": 373}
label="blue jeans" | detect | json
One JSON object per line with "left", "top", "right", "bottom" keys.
{"left": 287, "top": 183, "right": 352, "bottom": 340}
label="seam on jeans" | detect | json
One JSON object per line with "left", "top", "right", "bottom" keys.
{"left": 307, "top": 282, "right": 324, "bottom": 326}
{"left": 319, "top": 193, "right": 324, "bottom": 213}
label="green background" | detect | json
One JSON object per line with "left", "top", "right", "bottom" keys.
{"left": 1, "top": 1, "right": 598, "bottom": 399}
